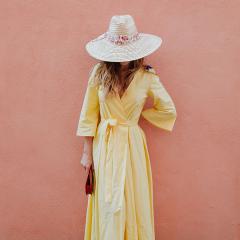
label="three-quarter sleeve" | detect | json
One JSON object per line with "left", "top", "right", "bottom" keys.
{"left": 141, "top": 70, "right": 177, "bottom": 131}
{"left": 76, "top": 63, "right": 100, "bottom": 137}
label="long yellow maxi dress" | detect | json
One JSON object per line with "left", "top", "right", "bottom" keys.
{"left": 76, "top": 62, "right": 177, "bottom": 240}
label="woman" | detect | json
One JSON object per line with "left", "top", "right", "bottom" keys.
{"left": 76, "top": 15, "right": 177, "bottom": 240}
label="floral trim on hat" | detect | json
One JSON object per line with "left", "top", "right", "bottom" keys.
{"left": 104, "top": 32, "right": 140, "bottom": 45}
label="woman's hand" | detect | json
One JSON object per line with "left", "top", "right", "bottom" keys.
{"left": 80, "top": 152, "right": 93, "bottom": 173}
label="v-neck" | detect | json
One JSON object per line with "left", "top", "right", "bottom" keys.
{"left": 117, "top": 67, "right": 143, "bottom": 101}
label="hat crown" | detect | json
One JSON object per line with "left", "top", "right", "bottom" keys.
{"left": 108, "top": 15, "right": 138, "bottom": 36}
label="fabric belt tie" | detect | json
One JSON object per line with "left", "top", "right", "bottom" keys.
{"left": 101, "top": 117, "right": 138, "bottom": 213}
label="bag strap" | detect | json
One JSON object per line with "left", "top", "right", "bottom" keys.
{"left": 87, "top": 165, "right": 93, "bottom": 185}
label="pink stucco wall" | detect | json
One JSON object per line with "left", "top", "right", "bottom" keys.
{"left": 0, "top": 1, "right": 239, "bottom": 239}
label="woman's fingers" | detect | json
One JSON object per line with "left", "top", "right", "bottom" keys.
{"left": 85, "top": 164, "right": 92, "bottom": 173}
{"left": 82, "top": 163, "right": 92, "bottom": 174}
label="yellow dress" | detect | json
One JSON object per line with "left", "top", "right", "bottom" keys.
{"left": 76, "top": 62, "right": 177, "bottom": 240}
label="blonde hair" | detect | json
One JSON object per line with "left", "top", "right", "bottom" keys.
{"left": 93, "top": 58, "right": 145, "bottom": 98}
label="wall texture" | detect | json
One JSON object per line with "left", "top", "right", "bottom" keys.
{"left": 0, "top": 1, "right": 239, "bottom": 239}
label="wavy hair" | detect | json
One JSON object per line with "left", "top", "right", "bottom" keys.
{"left": 93, "top": 58, "right": 145, "bottom": 99}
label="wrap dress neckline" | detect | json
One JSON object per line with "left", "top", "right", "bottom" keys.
{"left": 116, "top": 68, "right": 141, "bottom": 101}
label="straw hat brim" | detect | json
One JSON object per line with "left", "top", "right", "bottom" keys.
{"left": 85, "top": 33, "right": 162, "bottom": 62}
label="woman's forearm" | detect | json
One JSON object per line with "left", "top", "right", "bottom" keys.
{"left": 80, "top": 136, "right": 94, "bottom": 171}
{"left": 83, "top": 136, "right": 93, "bottom": 154}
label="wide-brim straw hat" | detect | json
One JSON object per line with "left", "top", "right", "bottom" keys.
{"left": 85, "top": 14, "right": 162, "bottom": 62}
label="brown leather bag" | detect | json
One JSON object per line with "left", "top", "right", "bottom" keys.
{"left": 85, "top": 165, "right": 94, "bottom": 195}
